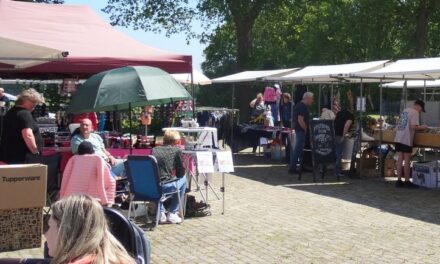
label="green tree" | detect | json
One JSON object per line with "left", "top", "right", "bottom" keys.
{"left": 103, "top": 0, "right": 291, "bottom": 118}
{"left": 202, "top": 0, "right": 440, "bottom": 116}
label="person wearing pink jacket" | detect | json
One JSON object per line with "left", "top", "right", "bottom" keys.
{"left": 60, "top": 141, "right": 116, "bottom": 206}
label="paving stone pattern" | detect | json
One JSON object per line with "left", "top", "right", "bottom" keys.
{"left": 2, "top": 153, "right": 440, "bottom": 263}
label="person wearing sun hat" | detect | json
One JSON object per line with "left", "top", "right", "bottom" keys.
{"left": 394, "top": 99, "right": 428, "bottom": 188}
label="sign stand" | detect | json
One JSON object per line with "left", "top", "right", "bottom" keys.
{"left": 309, "top": 120, "right": 337, "bottom": 182}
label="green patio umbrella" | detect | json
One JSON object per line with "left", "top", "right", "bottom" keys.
{"left": 67, "top": 66, "right": 192, "bottom": 153}
{"left": 68, "top": 66, "right": 191, "bottom": 113}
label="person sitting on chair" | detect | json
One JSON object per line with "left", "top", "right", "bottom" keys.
{"left": 45, "top": 195, "right": 136, "bottom": 263}
{"left": 71, "top": 118, "right": 124, "bottom": 178}
{"left": 152, "top": 130, "right": 187, "bottom": 224}
{"left": 61, "top": 141, "right": 116, "bottom": 206}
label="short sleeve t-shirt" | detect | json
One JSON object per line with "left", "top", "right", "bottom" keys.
{"left": 292, "top": 102, "right": 309, "bottom": 132}
{"left": 334, "top": 110, "right": 354, "bottom": 136}
{"left": 71, "top": 133, "right": 107, "bottom": 161}
{"left": 152, "top": 145, "right": 185, "bottom": 182}
{"left": 395, "top": 108, "right": 419, "bottom": 147}
{"left": 0, "top": 106, "right": 43, "bottom": 164}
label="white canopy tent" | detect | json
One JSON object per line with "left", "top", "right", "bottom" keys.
{"left": 212, "top": 68, "right": 298, "bottom": 83}
{"left": 171, "top": 69, "right": 211, "bottom": 85}
{"left": 351, "top": 57, "right": 440, "bottom": 80}
{"left": 381, "top": 80, "right": 440, "bottom": 88}
{"left": 0, "top": 36, "right": 67, "bottom": 69}
{"left": 266, "top": 60, "right": 390, "bottom": 83}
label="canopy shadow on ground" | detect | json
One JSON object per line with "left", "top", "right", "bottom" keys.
{"left": 232, "top": 153, "right": 440, "bottom": 225}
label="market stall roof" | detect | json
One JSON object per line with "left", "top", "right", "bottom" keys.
{"left": 381, "top": 80, "right": 440, "bottom": 89}
{"left": 211, "top": 68, "right": 298, "bottom": 83}
{"left": 266, "top": 60, "right": 390, "bottom": 83}
{"left": 351, "top": 57, "right": 440, "bottom": 80}
{"left": 0, "top": 36, "right": 67, "bottom": 70}
{"left": 0, "top": 0, "right": 191, "bottom": 78}
{"left": 171, "top": 69, "right": 211, "bottom": 85}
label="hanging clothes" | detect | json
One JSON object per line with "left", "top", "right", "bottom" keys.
{"left": 263, "top": 86, "right": 281, "bottom": 122}
{"left": 321, "top": 88, "right": 331, "bottom": 109}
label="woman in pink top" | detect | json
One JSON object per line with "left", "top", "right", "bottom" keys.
{"left": 60, "top": 141, "right": 116, "bottom": 206}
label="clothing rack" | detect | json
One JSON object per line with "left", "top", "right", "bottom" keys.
{"left": 196, "top": 107, "right": 239, "bottom": 149}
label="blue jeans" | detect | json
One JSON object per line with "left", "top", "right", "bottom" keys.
{"left": 290, "top": 131, "right": 306, "bottom": 170}
{"left": 161, "top": 176, "right": 187, "bottom": 213}
{"left": 110, "top": 158, "right": 125, "bottom": 178}
{"left": 335, "top": 136, "right": 344, "bottom": 175}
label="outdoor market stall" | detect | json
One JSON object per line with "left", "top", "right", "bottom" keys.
{"left": 266, "top": 60, "right": 391, "bottom": 179}
{"left": 349, "top": 57, "right": 440, "bottom": 183}
{"left": 211, "top": 69, "right": 298, "bottom": 154}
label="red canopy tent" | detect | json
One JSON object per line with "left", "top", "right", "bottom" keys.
{"left": 0, "top": 0, "right": 192, "bottom": 78}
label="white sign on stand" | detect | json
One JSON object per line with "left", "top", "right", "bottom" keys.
{"left": 196, "top": 151, "right": 214, "bottom": 173}
{"left": 216, "top": 151, "right": 234, "bottom": 172}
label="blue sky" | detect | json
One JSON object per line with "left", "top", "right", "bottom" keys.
{"left": 64, "top": 0, "right": 206, "bottom": 71}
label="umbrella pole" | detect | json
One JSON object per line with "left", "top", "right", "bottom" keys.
{"left": 191, "top": 69, "right": 195, "bottom": 118}
{"left": 129, "top": 102, "right": 133, "bottom": 155}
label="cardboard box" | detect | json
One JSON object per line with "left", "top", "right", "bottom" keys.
{"left": 356, "top": 158, "right": 378, "bottom": 177}
{"left": 0, "top": 164, "right": 47, "bottom": 251}
{"left": 412, "top": 161, "right": 440, "bottom": 188}
{"left": 357, "top": 157, "right": 377, "bottom": 170}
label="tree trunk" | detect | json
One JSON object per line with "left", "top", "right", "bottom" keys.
{"left": 234, "top": 20, "right": 255, "bottom": 121}
{"left": 413, "top": 0, "right": 439, "bottom": 57}
{"left": 225, "top": 0, "right": 267, "bottom": 121}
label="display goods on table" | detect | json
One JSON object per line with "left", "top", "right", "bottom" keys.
{"left": 372, "top": 128, "right": 440, "bottom": 148}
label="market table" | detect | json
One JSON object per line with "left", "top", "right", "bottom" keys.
{"left": 163, "top": 127, "right": 218, "bottom": 148}
{"left": 372, "top": 129, "right": 440, "bottom": 148}
{"left": 232, "top": 124, "right": 293, "bottom": 159}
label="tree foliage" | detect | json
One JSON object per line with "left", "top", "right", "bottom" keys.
{"left": 200, "top": 0, "right": 440, "bottom": 114}
{"left": 104, "top": 0, "right": 440, "bottom": 117}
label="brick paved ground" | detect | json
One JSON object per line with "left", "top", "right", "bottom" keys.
{"left": 2, "top": 152, "right": 440, "bottom": 263}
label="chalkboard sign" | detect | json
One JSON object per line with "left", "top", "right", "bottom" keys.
{"left": 309, "top": 120, "right": 336, "bottom": 164}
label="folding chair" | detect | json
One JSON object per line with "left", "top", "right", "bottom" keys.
{"left": 124, "top": 155, "right": 184, "bottom": 228}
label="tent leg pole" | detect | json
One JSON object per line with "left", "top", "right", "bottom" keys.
{"left": 231, "top": 84, "right": 235, "bottom": 151}
{"left": 129, "top": 102, "right": 132, "bottom": 155}
{"left": 359, "top": 79, "right": 363, "bottom": 178}
{"left": 379, "top": 79, "right": 383, "bottom": 177}
{"left": 191, "top": 69, "right": 195, "bottom": 118}
{"left": 318, "top": 84, "right": 321, "bottom": 113}
{"left": 331, "top": 84, "right": 334, "bottom": 111}
{"left": 423, "top": 80, "right": 427, "bottom": 102}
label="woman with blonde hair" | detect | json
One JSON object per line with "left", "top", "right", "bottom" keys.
{"left": 152, "top": 130, "right": 186, "bottom": 224}
{"left": 45, "top": 195, "right": 136, "bottom": 264}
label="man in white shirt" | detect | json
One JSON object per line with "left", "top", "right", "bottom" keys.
{"left": 71, "top": 118, "right": 124, "bottom": 178}
{"left": 394, "top": 100, "right": 427, "bottom": 188}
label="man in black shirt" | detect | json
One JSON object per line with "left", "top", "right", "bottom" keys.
{"left": 0, "top": 88, "right": 44, "bottom": 164}
{"left": 289, "top": 92, "right": 314, "bottom": 174}
{"left": 334, "top": 109, "right": 354, "bottom": 176}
